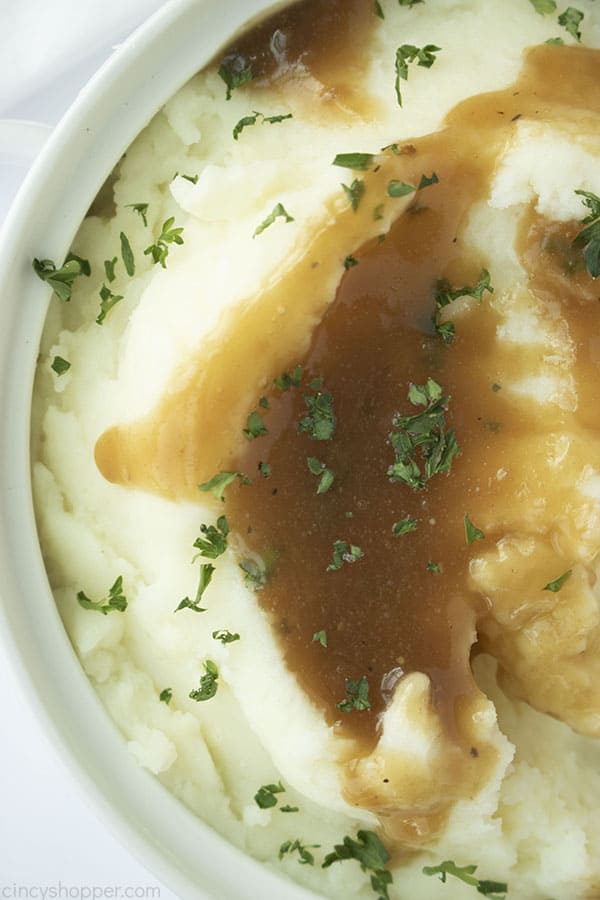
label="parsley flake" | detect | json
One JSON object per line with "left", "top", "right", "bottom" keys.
{"left": 77, "top": 576, "right": 127, "bottom": 616}
{"left": 253, "top": 203, "right": 294, "bottom": 237}
{"left": 573, "top": 190, "right": 600, "bottom": 278}
{"left": 181, "top": 173, "right": 199, "bottom": 184}
{"left": 51, "top": 356, "right": 71, "bottom": 376}
{"left": 433, "top": 269, "right": 493, "bottom": 343}
{"left": 274, "top": 365, "right": 303, "bottom": 391}
{"left": 529, "top": 0, "right": 557, "bottom": 11}
{"left": 427, "top": 560, "right": 442, "bottom": 573}
{"left": 558, "top": 6, "right": 584, "bottom": 41}
{"left": 255, "top": 781, "right": 285, "bottom": 809}
{"left": 120, "top": 231, "right": 135, "bottom": 276}
{"left": 33, "top": 255, "right": 90, "bottom": 303}
{"left": 126, "top": 203, "right": 149, "bottom": 227}
{"left": 159, "top": 688, "right": 172, "bottom": 704}
{"left": 244, "top": 409, "right": 268, "bottom": 441}
{"left": 144, "top": 217, "right": 184, "bottom": 268}
{"left": 233, "top": 110, "right": 293, "bottom": 140}
{"left": 239, "top": 558, "right": 266, "bottom": 590}
{"left": 104, "top": 257, "right": 117, "bottom": 282}
{"left": 322, "top": 830, "right": 392, "bottom": 900}
{"left": 96, "top": 284, "right": 124, "bottom": 325}
{"left": 418, "top": 172, "right": 439, "bottom": 189}
{"left": 333, "top": 153, "right": 374, "bottom": 171}
{"left": 395, "top": 44, "right": 441, "bottom": 107}
{"left": 388, "top": 378, "right": 460, "bottom": 491}
{"left": 199, "top": 471, "right": 249, "bottom": 501}
{"left": 175, "top": 563, "right": 215, "bottom": 613}
{"left": 392, "top": 516, "right": 417, "bottom": 536}
{"left": 543, "top": 569, "right": 572, "bottom": 592}
{"left": 312, "top": 630, "right": 328, "bottom": 648}
{"left": 374, "top": 0, "right": 385, "bottom": 17}
{"left": 212, "top": 629, "right": 240, "bottom": 644}
{"left": 327, "top": 541, "right": 364, "bottom": 572}
{"left": 280, "top": 805, "right": 299, "bottom": 813}
{"left": 189, "top": 660, "right": 219, "bottom": 701}
{"left": 342, "top": 179, "right": 365, "bottom": 211}
{"left": 464, "top": 514, "right": 485, "bottom": 545}
{"left": 423, "top": 860, "right": 507, "bottom": 898}
{"left": 299, "top": 389, "right": 336, "bottom": 441}
{"left": 279, "top": 839, "right": 319, "bottom": 866}
{"left": 193, "top": 516, "right": 229, "bottom": 559}
{"left": 258, "top": 461, "right": 271, "bottom": 478}
{"left": 307, "top": 457, "right": 335, "bottom": 494}
{"left": 337, "top": 676, "right": 371, "bottom": 712}
{"left": 218, "top": 53, "right": 253, "bottom": 100}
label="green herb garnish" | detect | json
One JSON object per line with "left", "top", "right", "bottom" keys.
{"left": 189, "top": 660, "right": 219, "bottom": 701}
{"left": 279, "top": 840, "right": 319, "bottom": 866}
{"left": 433, "top": 269, "right": 493, "bottom": 343}
{"left": 464, "top": 514, "right": 485, "bottom": 545}
{"left": 418, "top": 172, "right": 439, "bottom": 189}
{"left": 51, "top": 356, "right": 71, "bottom": 376}
{"left": 388, "top": 378, "right": 460, "bottom": 491}
{"left": 333, "top": 153, "right": 374, "bottom": 171}
{"left": 104, "top": 257, "right": 117, "bottom": 282}
{"left": 144, "top": 217, "right": 184, "bottom": 268}
{"left": 374, "top": 0, "right": 385, "bottom": 17}
{"left": 280, "top": 805, "right": 300, "bottom": 813}
{"left": 299, "top": 389, "right": 336, "bottom": 441}
{"left": 32, "top": 255, "right": 90, "bottom": 302}
{"left": 193, "top": 516, "right": 229, "bottom": 559}
{"left": 77, "top": 576, "right": 127, "bottom": 615}
{"left": 529, "top": 0, "right": 557, "bottom": 12}
{"left": 258, "top": 461, "right": 271, "bottom": 478}
{"left": 253, "top": 203, "right": 294, "bottom": 237}
{"left": 423, "top": 860, "right": 507, "bottom": 898}
{"left": 233, "top": 110, "right": 293, "bottom": 140}
{"left": 181, "top": 173, "right": 199, "bottom": 184}
{"left": 175, "top": 563, "right": 215, "bottom": 613}
{"left": 159, "top": 688, "right": 172, "bottom": 704}
{"left": 558, "top": 6, "right": 584, "bottom": 41}
{"left": 255, "top": 781, "right": 285, "bottom": 809}
{"left": 543, "top": 569, "right": 572, "bottom": 592}
{"left": 307, "top": 457, "right": 335, "bottom": 494}
{"left": 573, "top": 190, "right": 600, "bottom": 278}
{"left": 427, "top": 560, "right": 441, "bottom": 573}
{"left": 322, "top": 830, "right": 392, "bottom": 900}
{"left": 274, "top": 365, "right": 303, "bottom": 391}
{"left": 243, "top": 409, "right": 268, "bottom": 440}
{"left": 126, "top": 202, "right": 149, "bottom": 226}
{"left": 120, "top": 231, "right": 135, "bottom": 277}
{"left": 392, "top": 516, "right": 417, "bottom": 536}
{"left": 212, "top": 629, "right": 240, "bottom": 644}
{"left": 545, "top": 35, "right": 565, "bottom": 43}
{"left": 199, "top": 470, "right": 249, "bottom": 501}
{"left": 239, "top": 558, "right": 266, "bottom": 590}
{"left": 327, "top": 541, "right": 364, "bottom": 572}
{"left": 387, "top": 180, "right": 416, "bottom": 198}
{"left": 395, "top": 44, "right": 441, "bottom": 107}
{"left": 218, "top": 53, "right": 253, "bottom": 100}
{"left": 342, "top": 179, "right": 365, "bottom": 211}
{"left": 344, "top": 253, "right": 358, "bottom": 269}
{"left": 337, "top": 676, "right": 371, "bottom": 712}
{"left": 96, "top": 284, "right": 124, "bottom": 325}
{"left": 312, "top": 630, "right": 328, "bottom": 648}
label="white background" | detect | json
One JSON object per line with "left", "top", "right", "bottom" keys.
{"left": 0, "top": 2, "right": 179, "bottom": 895}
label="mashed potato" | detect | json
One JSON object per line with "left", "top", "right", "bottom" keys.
{"left": 31, "top": 0, "right": 600, "bottom": 897}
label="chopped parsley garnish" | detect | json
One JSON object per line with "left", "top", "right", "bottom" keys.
{"left": 181, "top": 173, "right": 199, "bottom": 184}
{"left": 218, "top": 53, "right": 253, "bottom": 100}
{"left": 189, "top": 660, "right": 219, "bottom": 701}
{"left": 398, "top": 0, "right": 423, "bottom": 5}
{"left": 433, "top": 269, "right": 493, "bottom": 343}
{"left": 342, "top": 179, "right": 366, "bottom": 211}
{"left": 418, "top": 172, "right": 439, "bottom": 189}
{"left": 327, "top": 541, "right": 364, "bottom": 572}
{"left": 259, "top": 396, "right": 269, "bottom": 409}
{"left": 274, "top": 365, "right": 303, "bottom": 391}
{"left": 233, "top": 110, "right": 293, "bottom": 140}
{"left": 212, "top": 629, "right": 240, "bottom": 644}
{"left": 464, "top": 514, "right": 485, "bottom": 545}
{"left": 144, "top": 217, "right": 184, "bottom": 268}
{"left": 77, "top": 576, "right": 127, "bottom": 615}
{"left": 344, "top": 255, "right": 358, "bottom": 269}
{"left": 387, "top": 180, "right": 416, "bottom": 198}
{"left": 239, "top": 558, "right": 266, "bottom": 590}
{"left": 32, "top": 255, "right": 90, "bottom": 302}
{"left": 529, "top": 0, "right": 557, "bottom": 11}
{"left": 258, "top": 461, "right": 271, "bottom": 478}
{"left": 126, "top": 202, "right": 149, "bottom": 227}
{"left": 253, "top": 203, "right": 294, "bottom": 237}
{"left": 332, "top": 153, "right": 374, "bottom": 171}
{"left": 543, "top": 569, "right": 572, "bottom": 592}
{"left": 51, "top": 356, "right": 71, "bottom": 376}
{"left": 96, "top": 284, "right": 124, "bottom": 325}
{"left": 558, "top": 6, "right": 584, "bottom": 41}
{"left": 120, "top": 231, "right": 135, "bottom": 277}
{"left": 388, "top": 378, "right": 460, "bottom": 491}
{"left": 573, "top": 190, "right": 600, "bottom": 278}
{"left": 255, "top": 781, "right": 285, "bottom": 809}
{"left": 337, "top": 676, "right": 371, "bottom": 712}
{"left": 280, "top": 805, "right": 299, "bottom": 813}
{"left": 395, "top": 44, "right": 441, "bottom": 107}
{"left": 322, "top": 830, "right": 392, "bottom": 900}
{"left": 199, "top": 470, "right": 249, "bottom": 501}
{"left": 299, "top": 389, "right": 336, "bottom": 440}
{"left": 175, "top": 563, "right": 215, "bottom": 613}
{"left": 279, "top": 839, "right": 319, "bottom": 866}
{"left": 243, "top": 409, "right": 268, "bottom": 440}
{"left": 392, "top": 516, "right": 417, "bottom": 536}
{"left": 307, "top": 457, "right": 335, "bottom": 494}
{"left": 193, "top": 516, "right": 229, "bottom": 559}
{"left": 546, "top": 35, "right": 565, "bottom": 43}
{"left": 374, "top": 0, "right": 384, "bottom": 17}
{"left": 159, "top": 688, "right": 172, "bottom": 704}
{"left": 373, "top": 203, "right": 385, "bottom": 221}
{"left": 427, "top": 560, "right": 441, "bottom": 573}
{"left": 312, "top": 630, "right": 328, "bottom": 648}
{"left": 423, "top": 860, "right": 507, "bottom": 898}
{"left": 104, "top": 257, "right": 117, "bottom": 282}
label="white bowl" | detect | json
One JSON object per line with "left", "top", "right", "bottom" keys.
{"left": 0, "top": 2, "right": 319, "bottom": 897}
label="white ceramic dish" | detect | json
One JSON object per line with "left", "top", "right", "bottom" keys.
{"left": 0, "top": 1, "right": 318, "bottom": 897}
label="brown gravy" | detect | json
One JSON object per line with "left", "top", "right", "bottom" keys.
{"left": 95, "top": 0, "right": 600, "bottom": 790}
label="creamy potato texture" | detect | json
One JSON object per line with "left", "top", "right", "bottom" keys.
{"left": 32, "top": 0, "right": 600, "bottom": 897}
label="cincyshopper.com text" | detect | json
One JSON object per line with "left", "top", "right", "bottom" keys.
{"left": 1, "top": 885, "right": 161, "bottom": 900}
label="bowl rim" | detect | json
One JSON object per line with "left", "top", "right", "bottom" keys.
{"left": 0, "top": 1, "right": 322, "bottom": 898}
